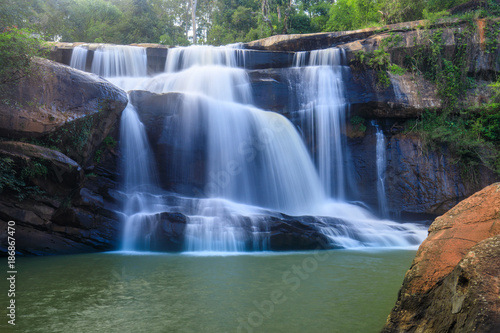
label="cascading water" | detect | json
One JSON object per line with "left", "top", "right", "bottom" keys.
{"left": 372, "top": 121, "right": 389, "bottom": 218}
{"left": 69, "top": 44, "right": 426, "bottom": 252}
{"left": 91, "top": 45, "right": 148, "bottom": 77}
{"left": 120, "top": 103, "right": 161, "bottom": 251}
{"left": 293, "top": 48, "right": 350, "bottom": 199}
{"left": 80, "top": 45, "right": 161, "bottom": 250}
{"left": 69, "top": 46, "right": 88, "bottom": 71}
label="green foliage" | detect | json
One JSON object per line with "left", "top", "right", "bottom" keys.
{"left": 352, "top": 33, "right": 405, "bottom": 89}
{"left": 490, "top": 81, "right": 500, "bottom": 103}
{"left": 0, "top": 158, "right": 24, "bottom": 196}
{"left": 378, "top": 0, "right": 424, "bottom": 24}
{"left": 484, "top": 19, "right": 500, "bottom": 54}
{"left": 21, "top": 160, "right": 48, "bottom": 179}
{"left": 388, "top": 64, "right": 406, "bottom": 75}
{"left": 102, "top": 136, "right": 117, "bottom": 148}
{"left": 94, "top": 149, "right": 103, "bottom": 163}
{"left": 369, "top": 48, "right": 390, "bottom": 69}
{"left": 403, "top": 27, "right": 473, "bottom": 111}
{"left": 94, "top": 135, "right": 117, "bottom": 163}
{"left": 325, "top": 0, "right": 380, "bottom": 32}
{"left": 350, "top": 115, "right": 367, "bottom": 132}
{"left": 408, "top": 106, "right": 500, "bottom": 178}
{"left": 0, "top": 0, "right": 41, "bottom": 30}
{"left": 422, "top": 9, "right": 450, "bottom": 23}
{"left": 0, "top": 157, "right": 44, "bottom": 200}
{"left": 0, "top": 27, "right": 45, "bottom": 85}
{"left": 1, "top": 0, "right": 495, "bottom": 44}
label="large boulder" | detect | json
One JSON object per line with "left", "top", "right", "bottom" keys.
{"left": 0, "top": 57, "right": 128, "bottom": 166}
{"left": 382, "top": 182, "right": 500, "bottom": 332}
{"left": 128, "top": 90, "right": 206, "bottom": 195}
{"left": 0, "top": 135, "right": 123, "bottom": 255}
{"left": 0, "top": 141, "right": 83, "bottom": 196}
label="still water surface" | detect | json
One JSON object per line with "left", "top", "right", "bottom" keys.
{"left": 4, "top": 250, "right": 415, "bottom": 333}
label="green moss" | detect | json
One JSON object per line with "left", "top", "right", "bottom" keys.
{"left": 350, "top": 115, "right": 367, "bottom": 132}
{"left": 94, "top": 149, "right": 103, "bottom": 163}
{"left": 21, "top": 159, "right": 48, "bottom": 179}
{"left": 102, "top": 135, "right": 117, "bottom": 148}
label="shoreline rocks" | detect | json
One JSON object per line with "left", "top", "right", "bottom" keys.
{"left": 382, "top": 182, "right": 500, "bottom": 332}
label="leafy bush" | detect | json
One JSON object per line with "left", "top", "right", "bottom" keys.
{"left": 0, "top": 27, "right": 44, "bottom": 85}
{"left": 388, "top": 64, "right": 406, "bottom": 75}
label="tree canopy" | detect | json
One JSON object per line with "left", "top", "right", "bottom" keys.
{"left": 1, "top": 0, "right": 496, "bottom": 45}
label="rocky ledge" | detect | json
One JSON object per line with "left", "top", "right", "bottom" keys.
{"left": 382, "top": 182, "right": 500, "bottom": 332}
{"left": 0, "top": 58, "right": 128, "bottom": 255}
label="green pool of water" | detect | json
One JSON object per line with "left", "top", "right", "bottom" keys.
{"left": 2, "top": 249, "right": 415, "bottom": 333}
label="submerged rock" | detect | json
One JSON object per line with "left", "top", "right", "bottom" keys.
{"left": 382, "top": 182, "right": 500, "bottom": 332}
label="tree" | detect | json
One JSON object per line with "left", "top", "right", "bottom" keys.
{"left": 191, "top": 0, "right": 198, "bottom": 44}
{"left": 0, "top": 27, "right": 44, "bottom": 85}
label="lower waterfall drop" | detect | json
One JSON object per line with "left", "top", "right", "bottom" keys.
{"left": 120, "top": 103, "right": 161, "bottom": 251}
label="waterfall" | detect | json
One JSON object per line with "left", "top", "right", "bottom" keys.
{"left": 372, "top": 121, "right": 389, "bottom": 218}
{"left": 69, "top": 46, "right": 88, "bottom": 71}
{"left": 164, "top": 45, "right": 246, "bottom": 72}
{"left": 69, "top": 44, "right": 426, "bottom": 252}
{"left": 293, "top": 48, "right": 350, "bottom": 199}
{"left": 119, "top": 103, "right": 162, "bottom": 251}
{"left": 91, "top": 45, "right": 147, "bottom": 77}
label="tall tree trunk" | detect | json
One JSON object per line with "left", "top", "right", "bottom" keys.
{"left": 261, "top": 0, "right": 274, "bottom": 35}
{"left": 282, "top": 0, "right": 292, "bottom": 34}
{"left": 191, "top": 0, "right": 197, "bottom": 44}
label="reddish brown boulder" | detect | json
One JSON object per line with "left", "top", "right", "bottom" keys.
{"left": 403, "top": 182, "right": 500, "bottom": 294}
{"left": 382, "top": 182, "right": 500, "bottom": 332}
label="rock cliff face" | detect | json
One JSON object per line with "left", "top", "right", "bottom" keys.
{"left": 382, "top": 183, "right": 500, "bottom": 332}
{"left": 0, "top": 57, "right": 127, "bottom": 166}
{"left": 350, "top": 131, "right": 497, "bottom": 217}
{"left": 0, "top": 59, "right": 127, "bottom": 255}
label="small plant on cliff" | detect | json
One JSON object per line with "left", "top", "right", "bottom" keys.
{"left": 388, "top": 64, "right": 406, "bottom": 75}
{"left": 0, "top": 27, "right": 45, "bottom": 86}
{"left": 352, "top": 33, "right": 405, "bottom": 89}
{"left": 350, "top": 115, "right": 367, "bottom": 132}
{"left": 0, "top": 157, "right": 43, "bottom": 200}
{"left": 0, "top": 157, "right": 24, "bottom": 195}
